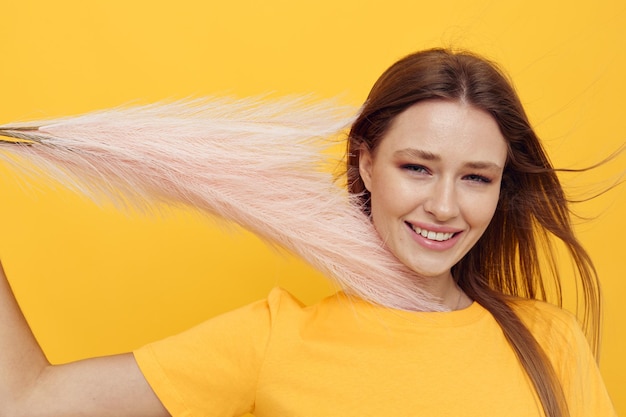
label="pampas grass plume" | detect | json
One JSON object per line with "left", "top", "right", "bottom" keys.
{"left": 0, "top": 96, "right": 443, "bottom": 311}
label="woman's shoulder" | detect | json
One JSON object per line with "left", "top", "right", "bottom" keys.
{"left": 510, "top": 296, "right": 575, "bottom": 319}
{"left": 265, "top": 287, "right": 353, "bottom": 317}
{"left": 508, "top": 297, "right": 587, "bottom": 349}
{"left": 262, "top": 287, "right": 337, "bottom": 322}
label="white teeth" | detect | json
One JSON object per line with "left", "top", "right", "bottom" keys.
{"left": 412, "top": 226, "right": 454, "bottom": 241}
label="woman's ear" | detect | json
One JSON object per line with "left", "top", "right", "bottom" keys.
{"left": 358, "top": 144, "right": 373, "bottom": 192}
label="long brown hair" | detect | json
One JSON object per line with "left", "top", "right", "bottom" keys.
{"left": 347, "top": 48, "right": 601, "bottom": 417}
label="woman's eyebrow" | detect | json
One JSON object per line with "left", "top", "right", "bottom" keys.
{"left": 464, "top": 161, "right": 503, "bottom": 170}
{"left": 393, "top": 148, "right": 439, "bottom": 161}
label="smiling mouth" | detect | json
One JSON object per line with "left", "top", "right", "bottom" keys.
{"left": 407, "top": 223, "right": 456, "bottom": 242}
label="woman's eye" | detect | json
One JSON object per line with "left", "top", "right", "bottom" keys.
{"left": 401, "top": 164, "right": 428, "bottom": 173}
{"left": 464, "top": 174, "right": 492, "bottom": 183}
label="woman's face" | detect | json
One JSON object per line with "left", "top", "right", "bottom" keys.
{"left": 359, "top": 100, "right": 508, "bottom": 282}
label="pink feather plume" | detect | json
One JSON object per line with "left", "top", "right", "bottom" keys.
{"left": 0, "top": 97, "right": 444, "bottom": 311}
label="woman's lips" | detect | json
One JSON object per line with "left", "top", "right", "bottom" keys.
{"left": 405, "top": 221, "right": 462, "bottom": 249}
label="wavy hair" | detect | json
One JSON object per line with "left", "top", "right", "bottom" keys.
{"left": 347, "top": 48, "right": 601, "bottom": 417}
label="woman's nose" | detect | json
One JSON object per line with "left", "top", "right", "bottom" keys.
{"left": 423, "top": 179, "right": 460, "bottom": 221}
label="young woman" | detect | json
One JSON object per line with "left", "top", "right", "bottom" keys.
{"left": 0, "top": 48, "right": 616, "bottom": 417}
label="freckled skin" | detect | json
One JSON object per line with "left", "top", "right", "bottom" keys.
{"left": 359, "top": 100, "right": 508, "bottom": 298}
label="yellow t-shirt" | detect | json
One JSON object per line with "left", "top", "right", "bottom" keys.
{"left": 134, "top": 288, "right": 616, "bottom": 417}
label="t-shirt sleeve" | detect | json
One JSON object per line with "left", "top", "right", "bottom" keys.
{"left": 556, "top": 313, "right": 617, "bottom": 417}
{"left": 133, "top": 288, "right": 284, "bottom": 417}
{"left": 519, "top": 301, "right": 617, "bottom": 417}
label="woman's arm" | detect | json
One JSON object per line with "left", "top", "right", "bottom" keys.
{"left": 0, "top": 262, "right": 171, "bottom": 417}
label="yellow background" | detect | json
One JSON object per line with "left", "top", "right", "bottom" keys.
{"left": 0, "top": 0, "right": 624, "bottom": 412}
